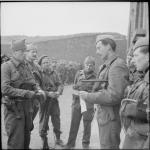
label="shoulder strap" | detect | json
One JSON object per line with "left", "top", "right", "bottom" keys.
{"left": 104, "top": 57, "right": 118, "bottom": 81}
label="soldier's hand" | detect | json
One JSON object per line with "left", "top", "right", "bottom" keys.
{"left": 48, "top": 92, "right": 58, "bottom": 99}
{"left": 79, "top": 91, "right": 88, "bottom": 100}
{"left": 33, "top": 91, "right": 46, "bottom": 103}
{"left": 25, "top": 91, "right": 36, "bottom": 99}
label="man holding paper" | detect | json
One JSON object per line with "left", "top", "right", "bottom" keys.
{"left": 65, "top": 56, "right": 96, "bottom": 149}
{"left": 79, "top": 35, "right": 129, "bottom": 149}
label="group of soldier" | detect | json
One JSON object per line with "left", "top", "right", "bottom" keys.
{"left": 52, "top": 59, "right": 82, "bottom": 85}
{"left": 1, "top": 54, "right": 82, "bottom": 85}
{"left": 1, "top": 33, "right": 149, "bottom": 150}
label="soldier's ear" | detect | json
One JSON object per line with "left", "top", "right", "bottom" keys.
{"left": 145, "top": 54, "right": 149, "bottom": 62}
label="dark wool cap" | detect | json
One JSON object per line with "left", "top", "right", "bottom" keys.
{"left": 133, "top": 37, "right": 149, "bottom": 51}
{"left": 11, "top": 39, "right": 26, "bottom": 51}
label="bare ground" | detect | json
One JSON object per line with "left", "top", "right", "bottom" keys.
{"left": 1, "top": 85, "right": 125, "bottom": 149}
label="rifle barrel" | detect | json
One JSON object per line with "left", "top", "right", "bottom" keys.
{"left": 81, "top": 79, "right": 108, "bottom": 82}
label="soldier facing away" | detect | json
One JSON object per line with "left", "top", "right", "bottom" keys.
{"left": 79, "top": 35, "right": 129, "bottom": 149}
{"left": 120, "top": 37, "right": 149, "bottom": 149}
{"left": 1, "top": 39, "right": 45, "bottom": 149}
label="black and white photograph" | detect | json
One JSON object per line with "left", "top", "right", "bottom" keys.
{"left": 1, "top": 1, "right": 149, "bottom": 149}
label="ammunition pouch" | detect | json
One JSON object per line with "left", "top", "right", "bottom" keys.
{"left": 121, "top": 98, "right": 148, "bottom": 123}
{"left": 2, "top": 96, "right": 22, "bottom": 119}
{"left": 19, "top": 82, "right": 45, "bottom": 105}
{"left": 19, "top": 82, "right": 36, "bottom": 91}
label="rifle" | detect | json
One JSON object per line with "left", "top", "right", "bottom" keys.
{"left": 81, "top": 79, "right": 108, "bottom": 83}
{"left": 33, "top": 71, "right": 42, "bottom": 86}
{"left": 81, "top": 79, "right": 108, "bottom": 92}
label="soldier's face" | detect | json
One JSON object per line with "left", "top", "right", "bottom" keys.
{"left": 84, "top": 63, "right": 95, "bottom": 73}
{"left": 14, "top": 50, "right": 25, "bottom": 62}
{"left": 96, "top": 41, "right": 109, "bottom": 61}
{"left": 41, "top": 57, "right": 51, "bottom": 69}
{"left": 26, "top": 49, "right": 37, "bottom": 61}
{"left": 132, "top": 47, "right": 149, "bottom": 71}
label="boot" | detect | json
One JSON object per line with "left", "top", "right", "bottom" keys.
{"left": 55, "top": 138, "right": 65, "bottom": 147}
{"left": 41, "top": 136, "right": 49, "bottom": 149}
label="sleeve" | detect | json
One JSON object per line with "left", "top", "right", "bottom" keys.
{"left": 1, "top": 63, "right": 35, "bottom": 99}
{"left": 143, "top": 84, "right": 149, "bottom": 122}
{"left": 84, "top": 61, "right": 129, "bottom": 106}
{"left": 72, "top": 71, "right": 80, "bottom": 90}
{"left": 55, "top": 71, "right": 64, "bottom": 95}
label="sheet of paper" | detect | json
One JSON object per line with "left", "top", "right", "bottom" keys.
{"left": 72, "top": 90, "right": 87, "bottom": 113}
{"left": 80, "top": 96, "right": 87, "bottom": 113}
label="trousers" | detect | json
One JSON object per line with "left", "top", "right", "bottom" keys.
{"left": 97, "top": 119, "right": 121, "bottom": 149}
{"left": 4, "top": 101, "right": 33, "bottom": 149}
{"left": 67, "top": 98, "right": 94, "bottom": 147}
{"left": 39, "top": 99, "right": 62, "bottom": 139}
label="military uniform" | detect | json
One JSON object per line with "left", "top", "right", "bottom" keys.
{"left": 81, "top": 54, "right": 129, "bottom": 149}
{"left": 66, "top": 69, "right": 96, "bottom": 148}
{"left": 120, "top": 69, "right": 149, "bottom": 149}
{"left": 26, "top": 60, "right": 43, "bottom": 121}
{"left": 39, "top": 69, "right": 64, "bottom": 147}
{"left": 1, "top": 57, "right": 38, "bottom": 149}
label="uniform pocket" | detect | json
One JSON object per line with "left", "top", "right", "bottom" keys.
{"left": 11, "top": 70, "right": 20, "bottom": 81}
{"left": 97, "top": 106, "right": 115, "bottom": 125}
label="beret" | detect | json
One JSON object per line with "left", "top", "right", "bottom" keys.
{"left": 96, "top": 34, "right": 114, "bottom": 44}
{"left": 11, "top": 39, "right": 26, "bottom": 51}
{"left": 133, "top": 37, "right": 149, "bottom": 51}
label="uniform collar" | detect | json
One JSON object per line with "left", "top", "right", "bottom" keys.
{"left": 104, "top": 53, "right": 118, "bottom": 67}
{"left": 144, "top": 69, "right": 149, "bottom": 83}
{"left": 11, "top": 57, "right": 25, "bottom": 67}
{"left": 42, "top": 68, "right": 54, "bottom": 74}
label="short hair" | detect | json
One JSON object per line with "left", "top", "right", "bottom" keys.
{"left": 100, "top": 38, "right": 116, "bottom": 51}
{"left": 84, "top": 56, "right": 95, "bottom": 65}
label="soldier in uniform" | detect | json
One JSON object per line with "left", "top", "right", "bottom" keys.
{"left": 65, "top": 56, "right": 96, "bottom": 149}
{"left": 38, "top": 56, "right": 64, "bottom": 149}
{"left": 120, "top": 37, "right": 149, "bottom": 149}
{"left": 25, "top": 43, "right": 43, "bottom": 121}
{"left": 79, "top": 35, "right": 129, "bottom": 149}
{"left": 126, "top": 29, "right": 146, "bottom": 85}
{"left": 1, "top": 39, "right": 45, "bottom": 149}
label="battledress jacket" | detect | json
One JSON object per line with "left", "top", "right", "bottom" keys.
{"left": 121, "top": 69, "right": 149, "bottom": 137}
{"left": 1, "top": 58, "right": 37, "bottom": 99}
{"left": 83, "top": 54, "right": 129, "bottom": 125}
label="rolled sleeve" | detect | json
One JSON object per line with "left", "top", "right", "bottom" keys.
{"left": 85, "top": 61, "right": 129, "bottom": 106}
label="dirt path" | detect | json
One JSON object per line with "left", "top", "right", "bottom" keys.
{"left": 1, "top": 85, "right": 124, "bottom": 149}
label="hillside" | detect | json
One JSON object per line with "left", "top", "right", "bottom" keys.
{"left": 1, "top": 32, "right": 127, "bottom": 67}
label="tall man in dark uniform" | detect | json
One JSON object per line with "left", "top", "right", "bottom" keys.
{"left": 38, "top": 56, "right": 64, "bottom": 149}
{"left": 120, "top": 37, "right": 149, "bottom": 149}
{"left": 65, "top": 56, "right": 96, "bottom": 149}
{"left": 80, "top": 35, "right": 129, "bottom": 149}
{"left": 1, "top": 39, "right": 45, "bottom": 149}
{"left": 25, "top": 43, "right": 43, "bottom": 121}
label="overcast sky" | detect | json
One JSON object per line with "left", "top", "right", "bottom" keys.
{"left": 1, "top": 2, "right": 130, "bottom": 36}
